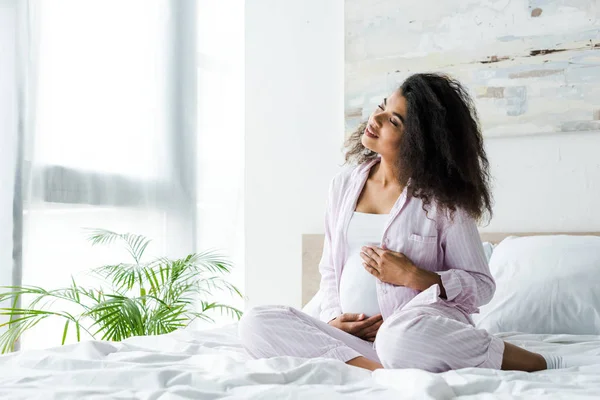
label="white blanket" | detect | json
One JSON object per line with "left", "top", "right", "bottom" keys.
{"left": 1, "top": 325, "right": 600, "bottom": 399}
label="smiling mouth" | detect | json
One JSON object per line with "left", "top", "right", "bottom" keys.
{"left": 365, "top": 125, "right": 379, "bottom": 138}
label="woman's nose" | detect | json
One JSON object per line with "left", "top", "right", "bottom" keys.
{"left": 371, "top": 112, "right": 383, "bottom": 127}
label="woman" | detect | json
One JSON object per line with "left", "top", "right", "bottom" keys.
{"left": 238, "top": 73, "right": 586, "bottom": 372}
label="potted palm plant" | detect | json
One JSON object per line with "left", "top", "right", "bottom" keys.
{"left": 0, "top": 229, "right": 243, "bottom": 353}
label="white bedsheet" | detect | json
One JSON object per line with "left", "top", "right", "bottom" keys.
{"left": 1, "top": 324, "right": 600, "bottom": 399}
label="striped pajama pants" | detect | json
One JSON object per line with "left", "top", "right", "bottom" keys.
{"left": 238, "top": 291, "right": 505, "bottom": 372}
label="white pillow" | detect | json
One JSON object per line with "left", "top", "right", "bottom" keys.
{"left": 473, "top": 235, "right": 600, "bottom": 335}
{"left": 482, "top": 241, "right": 494, "bottom": 263}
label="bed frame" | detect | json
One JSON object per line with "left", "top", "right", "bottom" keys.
{"left": 301, "top": 232, "right": 600, "bottom": 307}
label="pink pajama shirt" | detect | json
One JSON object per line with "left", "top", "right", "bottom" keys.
{"left": 239, "top": 157, "right": 504, "bottom": 371}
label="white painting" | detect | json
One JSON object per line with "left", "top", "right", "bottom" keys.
{"left": 345, "top": 0, "right": 600, "bottom": 137}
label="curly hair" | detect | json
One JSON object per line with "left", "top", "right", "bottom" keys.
{"left": 344, "top": 73, "right": 493, "bottom": 222}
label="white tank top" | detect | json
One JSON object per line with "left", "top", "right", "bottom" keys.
{"left": 339, "top": 212, "right": 388, "bottom": 317}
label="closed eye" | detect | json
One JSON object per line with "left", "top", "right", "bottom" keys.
{"left": 378, "top": 102, "right": 401, "bottom": 127}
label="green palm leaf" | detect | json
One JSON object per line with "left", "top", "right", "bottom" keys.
{"left": 87, "top": 229, "right": 152, "bottom": 264}
{"left": 200, "top": 302, "right": 243, "bottom": 320}
{"left": 0, "top": 229, "right": 243, "bottom": 353}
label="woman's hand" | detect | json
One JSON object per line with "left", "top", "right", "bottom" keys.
{"left": 328, "top": 313, "right": 383, "bottom": 342}
{"left": 360, "top": 246, "right": 447, "bottom": 297}
{"left": 360, "top": 246, "right": 417, "bottom": 286}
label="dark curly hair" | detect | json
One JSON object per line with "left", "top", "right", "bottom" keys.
{"left": 344, "top": 73, "right": 493, "bottom": 222}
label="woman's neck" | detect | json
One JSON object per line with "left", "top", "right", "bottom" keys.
{"left": 370, "top": 157, "right": 400, "bottom": 188}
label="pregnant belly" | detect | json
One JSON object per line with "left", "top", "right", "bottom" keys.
{"left": 339, "top": 253, "right": 381, "bottom": 317}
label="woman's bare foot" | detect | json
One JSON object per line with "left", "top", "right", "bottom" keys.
{"left": 346, "top": 356, "right": 384, "bottom": 371}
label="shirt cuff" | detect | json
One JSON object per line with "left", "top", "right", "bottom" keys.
{"left": 320, "top": 307, "right": 342, "bottom": 324}
{"left": 437, "top": 270, "right": 463, "bottom": 302}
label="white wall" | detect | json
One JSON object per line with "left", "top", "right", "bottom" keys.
{"left": 195, "top": 0, "right": 245, "bottom": 323}
{"left": 245, "top": 0, "right": 344, "bottom": 308}
{"left": 484, "top": 133, "right": 600, "bottom": 232}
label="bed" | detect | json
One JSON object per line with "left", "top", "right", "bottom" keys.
{"left": 0, "top": 232, "right": 599, "bottom": 399}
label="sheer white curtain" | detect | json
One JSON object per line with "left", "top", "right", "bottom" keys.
{"left": 0, "top": 0, "right": 19, "bottom": 333}
{"left": 4, "top": 0, "right": 245, "bottom": 350}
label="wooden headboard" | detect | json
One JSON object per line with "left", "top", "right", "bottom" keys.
{"left": 301, "top": 232, "right": 600, "bottom": 307}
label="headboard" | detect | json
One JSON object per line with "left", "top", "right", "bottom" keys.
{"left": 301, "top": 232, "right": 600, "bottom": 307}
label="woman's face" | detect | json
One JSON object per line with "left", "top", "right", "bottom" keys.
{"left": 361, "top": 90, "right": 407, "bottom": 160}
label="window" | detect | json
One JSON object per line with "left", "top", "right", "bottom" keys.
{"left": 20, "top": 0, "right": 199, "bottom": 349}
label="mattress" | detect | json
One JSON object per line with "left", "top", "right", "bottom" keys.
{"left": 1, "top": 324, "right": 599, "bottom": 399}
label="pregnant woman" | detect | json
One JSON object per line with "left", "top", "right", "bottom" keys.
{"left": 239, "top": 73, "right": 589, "bottom": 372}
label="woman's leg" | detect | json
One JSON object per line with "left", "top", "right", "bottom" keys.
{"left": 374, "top": 304, "right": 560, "bottom": 372}
{"left": 501, "top": 342, "right": 546, "bottom": 371}
{"left": 375, "top": 305, "right": 505, "bottom": 372}
{"left": 347, "top": 356, "right": 383, "bottom": 371}
{"left": 238, "top": 305, "right": 382, "bottom": 369}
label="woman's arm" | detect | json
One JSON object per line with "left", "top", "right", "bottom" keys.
{"left": 407, "top": 269, "right": 447, "bottom": 299}
{"left": 431, "top": 209, "right": 495, "bottom": 312}
{"left": 318, "top": 178, "right": 343, "bottom": 323}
